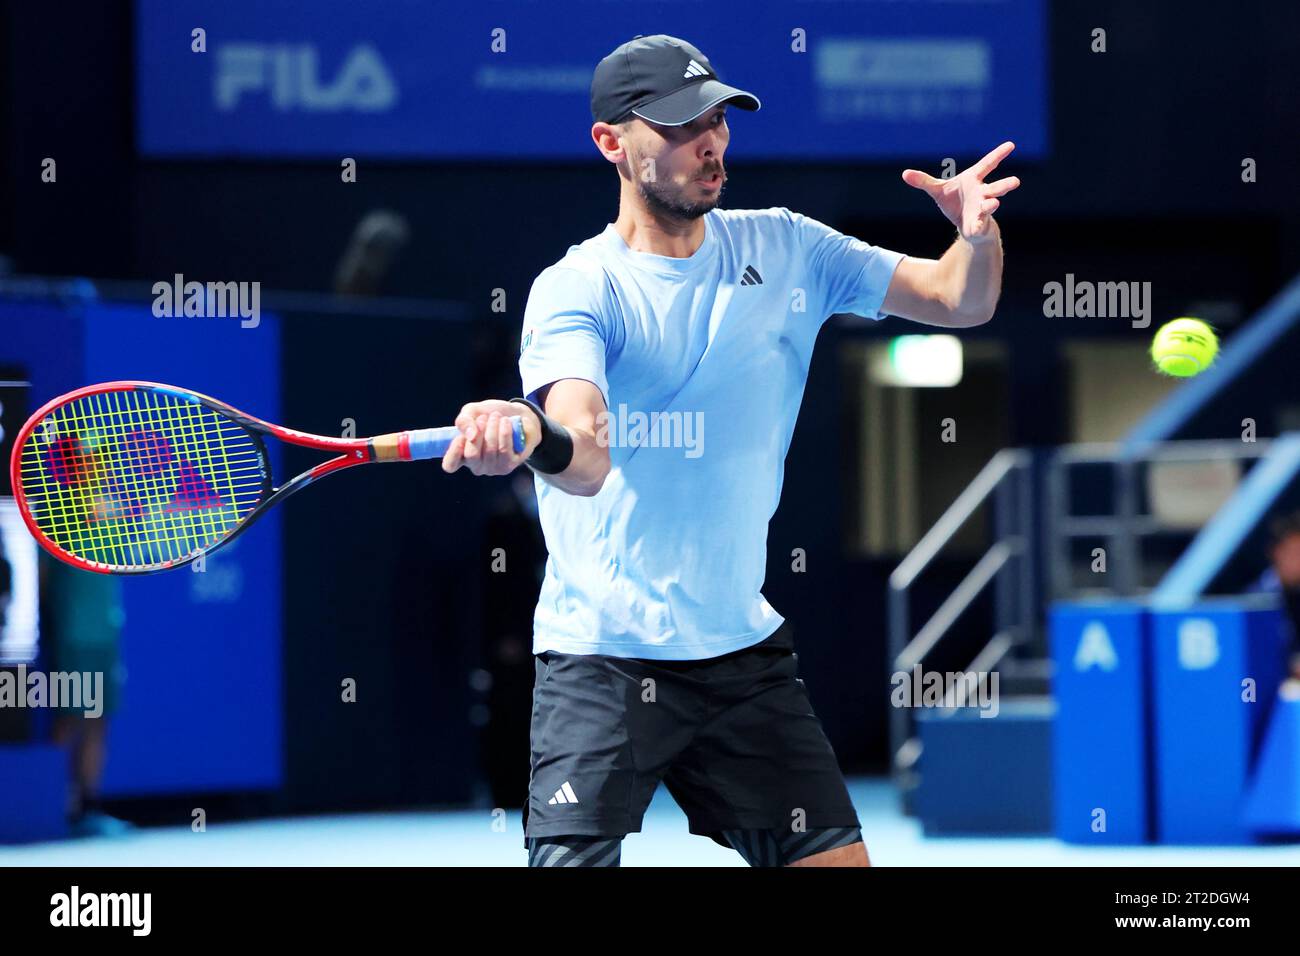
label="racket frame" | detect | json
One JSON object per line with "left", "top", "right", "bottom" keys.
{"left": 10, "top": 381, "right": 455, "bottom": 575}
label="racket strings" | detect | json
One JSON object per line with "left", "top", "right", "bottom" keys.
{"left": 17, "top": 389, "right": 267, "bottom": 570}
{"left": 23, "top": 391, "right": 260, "bottom": 566}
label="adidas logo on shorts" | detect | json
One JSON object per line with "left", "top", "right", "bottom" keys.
{"left": 547, "top": 781, "right": 580, "bottom": 805}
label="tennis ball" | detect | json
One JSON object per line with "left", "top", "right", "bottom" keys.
{"left": 1150, "top": 317, "right": 1218, "bottom": 377}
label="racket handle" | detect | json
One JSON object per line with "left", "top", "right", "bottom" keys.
{"left": 402, "top": 416, "right": 525, "bottom": 460}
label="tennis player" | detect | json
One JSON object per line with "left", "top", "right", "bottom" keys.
{"left": 443, "top": 35, "right": 1019, "bottom": 867}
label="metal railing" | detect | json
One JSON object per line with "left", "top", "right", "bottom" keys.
{"left": 889, "top": 437, "right": 1280, "bottom": 782}
{"left": 1046, "top": 439, "right": 1274, "bottom": 600}
{"left": 886, "top": 275, "right": 1300, "bottom": 790}
{"left": 887, "top": 448, "right": 1034, "bottom": 779}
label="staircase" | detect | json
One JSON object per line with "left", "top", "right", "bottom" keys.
{"left": 890, "top": 439, "right": 1274, "bottom": 832}
{"left": 891, "top": 273, "right": 1300, "bottom": 834}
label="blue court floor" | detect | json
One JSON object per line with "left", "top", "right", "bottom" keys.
{"left": 3, "top": 777, "right": 1298, "bottom": 866}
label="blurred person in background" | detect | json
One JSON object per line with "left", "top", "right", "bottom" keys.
{"left": 479, "top": 468, "right": 546, "bottom": 807}
{"left": 0, "top": 540, "right": 10, "bottom": 630}
{"left": 0, "top": 542, "right": 12, "bottom": 741}
{"left": 40, "top": 554, "right": 132, "bottom": 837}
{"left": 1249, "top": 510, "right": 1300, "bottom": 688}
{"left": 475, "top": 325, "right": 548, "bottom": 808}
{"left": 333, "top": 210, "right": 411, "bottom": 296}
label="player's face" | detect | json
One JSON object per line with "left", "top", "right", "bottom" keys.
{"left": 629, "top": 106, "right": 729, "bottom": 220}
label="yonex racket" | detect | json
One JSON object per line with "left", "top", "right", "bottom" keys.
{"left": 9, "top": 381, "right": 523, "bottom": 574}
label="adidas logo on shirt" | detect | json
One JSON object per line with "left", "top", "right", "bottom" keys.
{"left": 547, "top": 781, "right": 580, "bottom": 805}
{"left": 683, "top": 59, "right": 709, "bottom": 79}
{"left": 740, "top": 264, "right": 763, "bottom": 286}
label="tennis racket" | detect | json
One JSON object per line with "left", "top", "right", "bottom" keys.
{"left": 9, "top": 381, "right": 523, "bottom": 575}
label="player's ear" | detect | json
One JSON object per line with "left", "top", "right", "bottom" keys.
{"left": 597, "top": 119, "right": 641, "bottom": 168}
{"left": 592, "top": 121, "right": 625, "bottom": 161}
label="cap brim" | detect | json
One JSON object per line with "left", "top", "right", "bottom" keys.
{"left": 630, "top": 79, "right": 761, "bottom": 126}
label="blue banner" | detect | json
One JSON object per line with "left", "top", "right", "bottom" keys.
{"left": 0, "top": 295, "right": 283, "bottom": 795}
{"left": 137, "top": 0, "right": 1047, "bottom": 160}
{"left": 82, "top": 302, "right": 284, "bottom": 796}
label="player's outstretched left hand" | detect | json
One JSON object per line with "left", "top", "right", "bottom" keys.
{"left": 901, "top": 141, "right": 1020, "bottom": 244}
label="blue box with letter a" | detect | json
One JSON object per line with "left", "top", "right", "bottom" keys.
{"left": 1150, "top": 600, "right": 1285, "bottom": 844}
{"left": 1049, "top": 601, "right": 1151, "bottom": 844}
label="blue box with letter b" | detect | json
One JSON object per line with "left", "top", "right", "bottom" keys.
{"left": 1151, "top": 600, "right": 1284, "bottom": 844}
{"left": 1049, "top": 601, "right": 1151, "bottom": 844}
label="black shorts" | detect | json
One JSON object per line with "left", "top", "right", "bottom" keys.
{"left": 523, "top": 623, "right": 860, "bottom": 847}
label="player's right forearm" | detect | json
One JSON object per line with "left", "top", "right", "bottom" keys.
{"left": 536, "top": 424, "right": 609, "bottom": 497}
{"left": 510, "top": 398, "right": 610, "bottom": 497}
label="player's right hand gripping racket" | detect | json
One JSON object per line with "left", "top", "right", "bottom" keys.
{"left": 9, "top": 381, "right": 524, "bottom": 574}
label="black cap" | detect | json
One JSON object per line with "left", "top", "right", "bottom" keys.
{"left": 590, "top": 35, "right": 761, "bottom": 126}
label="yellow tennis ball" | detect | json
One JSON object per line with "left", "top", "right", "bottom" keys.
{"left": 1150, "top": 317, "right": 1218, "bottom": 377}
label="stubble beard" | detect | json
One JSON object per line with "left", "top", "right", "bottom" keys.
{"left": 635, "top": 168, "right": 725, "bottom": 221}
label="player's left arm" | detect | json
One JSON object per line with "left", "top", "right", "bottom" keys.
{"left": 881, "top": 141, "right": 1020, "bottom": 329}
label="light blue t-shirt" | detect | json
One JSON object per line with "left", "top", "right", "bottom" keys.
{"left": 519, "top": 206, "right": 904, "bottom": 660}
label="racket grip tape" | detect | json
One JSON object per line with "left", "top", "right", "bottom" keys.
{"left": 399, "top": 416, "right": 525, "bottom": 461}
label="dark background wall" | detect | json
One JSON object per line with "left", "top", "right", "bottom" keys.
{"left": 2, "top": 0, "right": 1297, "bottom": 808}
